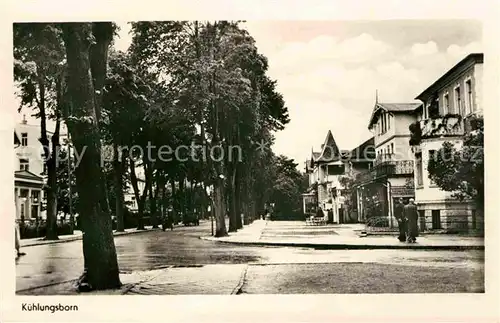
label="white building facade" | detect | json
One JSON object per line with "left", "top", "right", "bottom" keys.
{"left": 410, "top": 53, "right": 483, "bottom": 232}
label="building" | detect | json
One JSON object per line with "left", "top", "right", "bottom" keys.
{"left": 409, "top": 53, "right": 483, "bottom": 232}
{"left": 124, "top": 166, "right": 146, "bottom": 212}
{"left": 303, "top": 131, "right": 375, "bottom": 223}
{"left": 14, "top": 116, "right": 69, "bottom": 222}
{"left": 355, "top": 100, "right": 420, "bottom": 226}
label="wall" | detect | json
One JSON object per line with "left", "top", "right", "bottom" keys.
{"left": 422, "top": 63, "right": 480, "bottom": 118}
{"left": 373, "top": 111, "right": 396, "bottom": 148}
{"left": 15, "top": 123, "right": 45, "bottom": 175}
{"left": 374, "top": 114, "right": 416, "bottom": 160}
{"left": 376, "top": 136, "right": 413, "bottom": 161}
{"left": 15, "top": 122, "right": 69, "bottom": 176}
{"left": 394, "top": 114, "right": 417, "bottom": 136}
{"left": 473, "top": 64, "right": 483, "bottom": 113}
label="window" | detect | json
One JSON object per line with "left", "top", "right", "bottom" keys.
{"left": 443, "top": 93, "right": 450, "bottom": 115}
{"left": 454, "top": 86, "right": 461, "bottom": 115}
{"left": 465, "top": 79, "right": 473, "bottom": 114}
{"left": 387, "top": 114, "right": 391, "bottom": 130}
{"left": 391, "top": 143, "right": 394, "bottom": 155}
{"left": 21, "top": 133, "right": 28, "bottom": 146}
{"left": 415, "top": 152, "right": 423, "bottom": 186}
{"left": 19, "top": 158, "right": 29, "bottom": 171}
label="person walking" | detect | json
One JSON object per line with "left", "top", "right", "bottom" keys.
{"left": 327, "top": 208, "right": 334, "bottom": 224}
{"left": 394, "top": 198, "right": 407, "bottom": 242}
{"left": 404, "top": 198, "right": 419, "bottom": 243}
{"left": 15, "top": 221, "right": 26, "bottom": 258}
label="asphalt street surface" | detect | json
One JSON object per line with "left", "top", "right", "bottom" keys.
{"left": 16, "top": 220, "right": 484, "bottom": 294}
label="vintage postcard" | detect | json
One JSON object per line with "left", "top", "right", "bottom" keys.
{"left": 0, "top": 0, "right": 498, "bottom": 322}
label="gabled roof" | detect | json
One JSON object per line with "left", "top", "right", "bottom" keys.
{"left": 367, "top": 102, "right": 422, "bottom": 129}
{"left": 415, "top": 53, "right": 483, "bottom": 102}
{"left": 316, "top": 130, "right": 341, "bottom": 162}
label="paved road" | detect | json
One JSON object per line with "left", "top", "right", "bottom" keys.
{"left": 16, "top": 220, "right": 484, "bottom": 294}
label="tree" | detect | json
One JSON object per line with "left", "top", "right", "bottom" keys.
{"left": 129, "top": 21, "right": 290, "bottom": 236}
{"left": 60, "top": 22, "right": 121, "bottom": 291}
{"left": 427, "top": 115, "right": 484, "bottom": 214}
{"left": 14, "top": 23, "right": 66, "bottom": 240}
{"left": 55, "top": 146, "right": 78, "bottom": 222}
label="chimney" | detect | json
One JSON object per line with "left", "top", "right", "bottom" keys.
{"left": 22, "top": 114, "right": 27, "bottom": 124}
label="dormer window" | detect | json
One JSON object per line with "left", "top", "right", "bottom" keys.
{"left": 21, "top": 133, "right": 28, "bottom": 146}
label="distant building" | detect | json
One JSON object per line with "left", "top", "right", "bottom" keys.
{"left": 303, "top": 131, "right": 374, "bottom": 223}
{"left": 410, "top": 53, "right": 483, "bottom": 232}
{"left": 14, "top": 116, "right": 68, "bottom": 222}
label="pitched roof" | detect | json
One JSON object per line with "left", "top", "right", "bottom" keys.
{"left": 415, "top": 53, "right": 483, "bottom": 101}
{"left": 367, "top": 102, "right": 422, "bottom": 129}
{"left": 377, "top": 103, "right": 423, "bottom": 112}
{"left": 350, "top": 137, "right": 376, "bottom": 162}
{"left": 316, "top": 130, "right": 341, "bottom": 162}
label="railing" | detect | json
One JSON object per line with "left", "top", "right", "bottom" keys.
{"left": 410, "top": 115, "right": 464, "bottom": 145}
{"left": 355, "top": 160, "right": 413, "bottom": 184}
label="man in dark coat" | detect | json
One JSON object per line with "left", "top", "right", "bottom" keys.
{"left": 327, "top": 208, "right": 334, "bottom": 224}
{"left": 404, "top": 198, "right": 419, "bottom": 243}
{"left": 394, "top": 198, "right": 406, "bottom": 242}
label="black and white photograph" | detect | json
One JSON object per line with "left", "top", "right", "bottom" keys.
{"left": 1, "top": 1, "right": 498, "bottom": 322}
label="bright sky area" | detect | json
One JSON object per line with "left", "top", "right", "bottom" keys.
{"left": 15, "top": 20, "right": 482, "bottom": 170}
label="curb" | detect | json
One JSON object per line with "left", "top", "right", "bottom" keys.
{"left": 199, "top": 236, "right": 484, "bottom": 251}
{"left": 21, "top": 228, "right": 163, "bottom": 247}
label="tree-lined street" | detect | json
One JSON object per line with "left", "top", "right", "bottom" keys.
{"left": 13, "top": 21, "right": 485, "bottom": 296}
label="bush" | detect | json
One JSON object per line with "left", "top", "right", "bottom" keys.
{"left": 20, "top": 220, "right": 74, "bottom": 239}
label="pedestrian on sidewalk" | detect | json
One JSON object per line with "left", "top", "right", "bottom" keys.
{"left": 394, "top": 198, "right": 407, "bottom": 242}
{"left": 327, "top": 208, "right": 334, "bottom": 224}
{"left": 15, "top": 220, "right": 26, "bottom": 258}
{"left": 404, "top": 198, "right": 419, "bottom": 243}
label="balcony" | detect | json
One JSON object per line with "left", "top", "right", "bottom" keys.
{"left": 409, "top": 114, "right": 464, "bottom": 146}
{"left": 355, "top": 159, "right": 413, "bottom": 184}
{"left": 373, "top": 159, "right": 413, "bottom": 177}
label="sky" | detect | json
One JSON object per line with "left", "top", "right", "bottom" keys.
{"left": 16, "top": 20, "right": 482, "bottom": 170}
{"left": 114, "top": 20, "right": 483, "bottom": 170}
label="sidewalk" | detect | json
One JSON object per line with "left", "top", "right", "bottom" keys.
{"left": 20, "top": 225, "right": 161, "bottom": 247}
{"left": 200, "top": 220, "right": 484, "bottom": 250}
{"left": 17, "top": 264, "right": 247, "bottom": 295}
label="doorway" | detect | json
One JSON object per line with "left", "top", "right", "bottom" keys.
{"left": 432, "top": 210, "right": 441, "bottom": 229}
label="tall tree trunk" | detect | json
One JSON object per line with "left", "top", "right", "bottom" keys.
{"left": 113, "top": 142, "right": 125, "bottom": 232}
{"left": 213, "top": 176, "right": 228, "bottom": 237}
{"left": 228, "top": 161, "right": 238, "bottom": 232}
{"left": 36, "top": 67, "right": 58, "bottom": 240}
{"left": 45, "top": 111, "right": 61, "bottom": 240}
{"left": 171, "top": 178, "right": 177, "bottom": 223}
{"left": 149, "top": 169, "right": 158, "bottom": 228}
{"left": 234, "top": 163, "right": 243, "bottom": 229}
{"left": 179, "top": 176, "right": 186, "bottom": 220}
{"left": 61, "top": 22, "right": 120, "bottom": 290}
